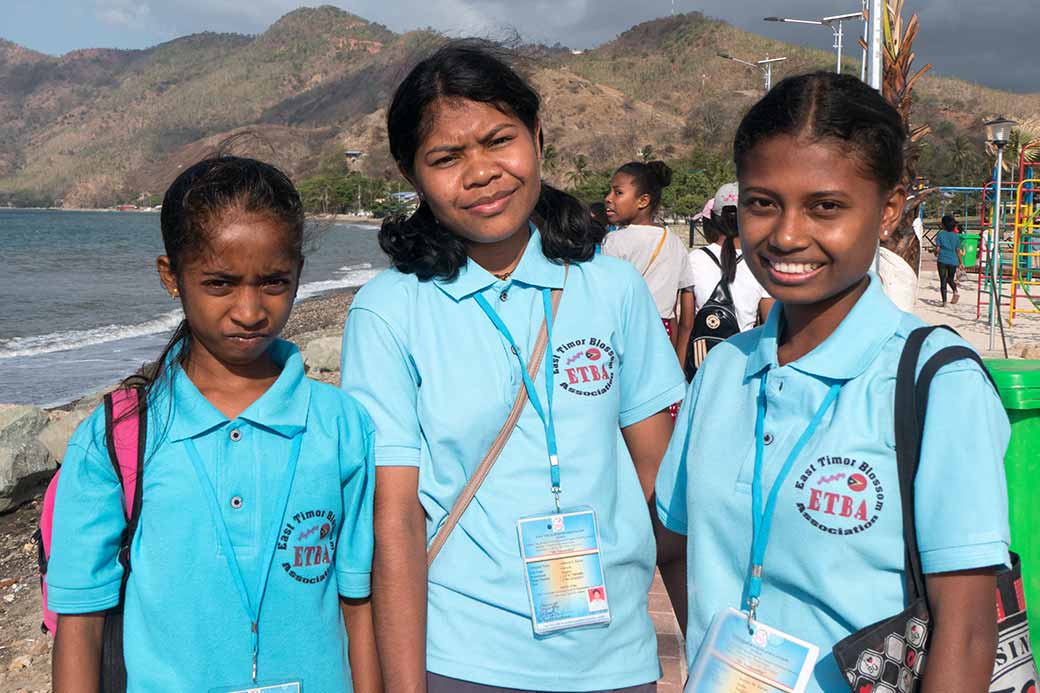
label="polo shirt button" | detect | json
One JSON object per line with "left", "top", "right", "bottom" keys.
{"left": 499, "top": 291, "right": 508, "bottom": 302}
{"left": 511, "top": 345, "right": 519, "bottom": 356}
{"left": 763, "top": 433, "right": 775, "bottom": 445}
{"left": 229, "top": 428, "right": 242, "bottom": 442}
{"left": 230, "top": 495, "right": 243, "bottom": 509}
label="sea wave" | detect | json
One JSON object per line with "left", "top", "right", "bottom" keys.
{"left": 0, "top": 263, "right": 382, "bottom": 360}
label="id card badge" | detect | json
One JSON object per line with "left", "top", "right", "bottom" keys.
{"left": 687, "top": 608, "right": 818, "bottom": 693}
{"left": 210, "top": 681, "right": 302, "bottom": 693}
{"left": 516, "top": 506, "right": 611, "bottom": 635}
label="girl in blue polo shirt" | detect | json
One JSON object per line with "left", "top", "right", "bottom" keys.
{"left": 47, "top": 156, "right": 380, "bottom": 692}
{"left": 655, "top": 72, "right": 1010, "bottom": 692}
{"left": 340, "top": 40, "right": 685, "bottom": 692}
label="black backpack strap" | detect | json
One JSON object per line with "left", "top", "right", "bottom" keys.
{"left": 700, "top": 246, "right": 722, "bottom": 268}
{"left": 102, "top": 388, "right": 147, "bottom": 597}
{"left": 895, "top": 326, "right": 996, "bottom": 604}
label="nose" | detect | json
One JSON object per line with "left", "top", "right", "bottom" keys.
{"left": 229, "top": 287, "right": 267, "bottom": 329}
{"left": 462, "top": 151, "right": 501, "bottom": 190}
{"left": 768, "top": 208, "right": 811, "bottom": 254}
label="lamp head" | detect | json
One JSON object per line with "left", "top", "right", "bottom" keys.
{"left": 984, "top": 116, "right": 1017, "bottom": 147}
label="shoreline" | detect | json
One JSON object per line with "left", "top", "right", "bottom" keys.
{"left": 2, "top": 207, "right": 382, "bottom": 227}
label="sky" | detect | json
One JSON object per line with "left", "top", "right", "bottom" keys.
{"left": 2, "top": 0, "right": 1037, "bottom": 93}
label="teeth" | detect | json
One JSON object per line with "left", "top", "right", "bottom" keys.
{"left": 772, "top": 261, "right": 821, "bottom": 274}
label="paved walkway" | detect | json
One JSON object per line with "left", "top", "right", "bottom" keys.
{"left": 651, "top": 572, "right": 686, "bottom": 691}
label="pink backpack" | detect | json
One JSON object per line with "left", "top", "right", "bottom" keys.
{"left": 36, "top": 388, "right": 145, "bottom": 690}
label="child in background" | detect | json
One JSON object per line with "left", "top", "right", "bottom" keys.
{"left": 935, "top": 214, "right": 964, "bottom": 305}
{"left": 47, "top": 156, "right": 379, "bottom": 692}
{"left": 602, "top": 161, "right": 696, "bottom": 365}
{"left": 655, "top": 72, "right": 1009, "bottom": 692}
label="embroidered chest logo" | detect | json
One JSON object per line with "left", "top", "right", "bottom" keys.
{"left": 278, "top": 509, "right": 337, "bottom": 585}
{"left": 794, "top": 456, "right": 886, "bottom": 536}
{"left": 552, "top": 337, "right": 617, "bottom": 397}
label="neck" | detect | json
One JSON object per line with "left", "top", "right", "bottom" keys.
{"left": 777, "top": 276, "right": 870, "bottom": 366}
{"left": 183, "top": 340, "right": 281, "bottom": 419}
{"left": 628, "top": 212, "right": 654, "bottom": 227}
{"left": 467, "top": 224, "right": 531, "bottom": 277}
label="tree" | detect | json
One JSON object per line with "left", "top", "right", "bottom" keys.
{"left": 542, "top": 143, "right": 559, "bottom": 173}
{"left": 566, "top": 155, "right": 591, "bottom": 188}
{"left": 639, "top": 145, "right": 655, "bottom": 162}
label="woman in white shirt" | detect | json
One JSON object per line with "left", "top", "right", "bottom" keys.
{"left": 688, "top": 182, "right": 773, "bottom": 331}
{"left": 602, "top": 160, "right": 696, "bottom": 364}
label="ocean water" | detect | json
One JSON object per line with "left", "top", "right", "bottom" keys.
{"left": 0, "top": 209, "right": 387, "bottom": 406}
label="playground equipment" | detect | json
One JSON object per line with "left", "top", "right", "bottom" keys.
{"left": 975, "top": 182, "right": 1018, "bottom": 322}
{"left": 1009, "top": 142, "right": 1040, "bottom": 325}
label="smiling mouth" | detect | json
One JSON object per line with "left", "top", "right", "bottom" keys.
{"left": 762, "top": 258, "right": 825, "bottom": 284}
{"left": 227, "top": 333, "right": 269, "bottom": 344}
{"left": 465, "top": 188, "right": 516, "bottom": 215}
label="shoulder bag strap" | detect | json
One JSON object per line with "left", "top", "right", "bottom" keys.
{"left": 427, "top": 278, "right": 566, "bottom": 567}
{"left": 642, "top": 228, "right": 669, "bottom": 276}
{"left": 895, "top": 325, "right": 996, "bottom": 603}
{"left": 700, "top": 245, "right": 722, "bottom": 269}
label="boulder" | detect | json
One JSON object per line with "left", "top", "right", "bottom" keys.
{"left": 0, "top": 405, "right": 56, "bottom": 513}
{"left": 38, "top": 407, "right": 91, "bottom": 462}
{"left": 303, "top": 336, "right": 342, "bottom": 374}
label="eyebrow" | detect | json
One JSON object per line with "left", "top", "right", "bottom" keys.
{"left": 424, "top": 123, "right": 517, "bottom": 157}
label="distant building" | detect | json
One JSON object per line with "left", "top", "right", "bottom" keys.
{"left": 344, "top": 150, "right": 364, "bottom": 161}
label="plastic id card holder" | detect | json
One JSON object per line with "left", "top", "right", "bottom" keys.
{"left": 687, "top": 608, "right": 819, "bottom": 693}
{"left": 516, "top": 506, "right": 611, "bottom": 635}
{"left": 210, "top": 682, "right": 302, "bottom": 693}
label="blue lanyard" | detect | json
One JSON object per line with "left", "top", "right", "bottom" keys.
{"left": 473, "top": 288, "right": 561, "bottom": 510}
{"left": 183, "top": 433, "right": 303, "bottom": 683}
{"left": 747, "top": 375, "right": 840, "bottom": 626}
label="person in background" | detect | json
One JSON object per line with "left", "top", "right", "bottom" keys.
{"left": 602, "top": 161, "right": 696, "bottom": 368}
{"left": 935, "top": 214, "right": 964, "bottom": 306}
{"left": 688, "top": 182, "right": 773, "bottom": 332}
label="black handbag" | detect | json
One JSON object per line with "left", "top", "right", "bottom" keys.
{"left": 832, "top": 325, "right": 1038, "bottom": 693}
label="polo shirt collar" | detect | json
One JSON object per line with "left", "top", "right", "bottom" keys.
{"left": 166, "top": 339, "right": 311, "bottom": 441}
{"left": 433, "top": 224, "right": 566, "bottom": 301}
{"left": 744, "top": 273, "right": 902, "bottom": 381}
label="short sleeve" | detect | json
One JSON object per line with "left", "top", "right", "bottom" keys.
{"left": 617, "top": 269, "right": 686, "bottom": 428}
{"left": 340, "top": 307, "right": 421, "bottom": 467}
{"left": 655, "top": 374, "right": 704, "bottom": 535}
{"left": 335, "top": 415, "right": 375, "bottom": 598}
{"left": 46, "top": 419, "right": 128, "bottom": 613}
{"left": 914, "top": 365, "right": 1011, "bottom": 574}
{"left": 675, "top": 237, "right": 696, "bottom": 290}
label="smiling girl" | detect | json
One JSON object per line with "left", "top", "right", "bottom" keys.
{"left": 47, "top": 156, "right": 379, "bottom": 692}
{"left": 341, "top": 41, "right": 686, "bottom": 692}
{"left": 654, "top": 72, "right": 1010, "bottom": 692}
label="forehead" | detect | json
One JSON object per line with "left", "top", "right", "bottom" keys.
{"left": 739, "top": 134, "right": 879, "bottom": 195}
{"left": 190, "top": 212, "right": 297, "bottom": 269}
{"left": 420, "top": 98, "right": 525, "bottom": 148}
{"left": 610, "top": 172, "right": 637, "bottom": 188}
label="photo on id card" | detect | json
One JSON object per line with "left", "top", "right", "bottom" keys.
{"left": 516, "top": 507, "right": 611, "bottom": 635}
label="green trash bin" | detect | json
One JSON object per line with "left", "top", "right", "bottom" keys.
{"left": 962, "top": 233, "right": 981, "bottom": 268}
{"left": 985, "top": 359, "right": 1040, "bottom": 645}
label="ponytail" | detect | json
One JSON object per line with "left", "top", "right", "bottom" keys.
{"left": 705, "top": 206, "right": 740, "bottom": 284}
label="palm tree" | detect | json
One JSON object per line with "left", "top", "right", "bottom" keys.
{"left": 542, "top": 144, "right": 559, "bottom": 173}
{"left": 950, "top": 136, "right": 974, "bottom": 182}
{"left": 567, "top": 155, "right": 590, "bottom": 188}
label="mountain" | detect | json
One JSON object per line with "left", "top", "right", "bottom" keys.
{"left": 1, "top": 6, "right": 1037, "bottom": 207}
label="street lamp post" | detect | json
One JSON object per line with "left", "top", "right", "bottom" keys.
{"left": 717, "top": 52, "right": 787, "bottom": 91}
{"left": 984, "top": 116, "right": 1018, "bottom": 351}
{"left": 764, "top": 12, "right": 863, "bottom": 74}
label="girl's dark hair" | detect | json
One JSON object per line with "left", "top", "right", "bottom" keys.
{"left": 125, "top": 155, "right": 304, "bottom": 423}
{"left": 380, "top": 39, "right": 602, "bottom": 280}
{"left": 615, "top": 160, "right": 673, "bottom": 218}
{"left": 734, "top": 72, "right": 906, "bottom": 192}
{"left": 703, "top": 205, "right": 740, "bottom": 284}
{"left": 941, "top": 214, "right": 959, "bottom": 231}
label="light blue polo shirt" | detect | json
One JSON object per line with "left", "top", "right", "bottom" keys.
{"left": 655, "top": 274, "right": 1010, "bottom": 692}
{"left": 341, "top": 228, "right": 686, "bottom": 690}
{"left": 47, "top": 340, "right": 375, "bottom": 693}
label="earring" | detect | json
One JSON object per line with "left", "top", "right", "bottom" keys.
{"left": 171, "top": 289, "right": 179, "bottom": 298}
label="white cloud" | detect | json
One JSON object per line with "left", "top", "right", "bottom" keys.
{"left": 96, "top": 0, "right": 154, "bottom": 29}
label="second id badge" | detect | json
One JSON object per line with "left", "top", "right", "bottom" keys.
{"left": 209, "top": 682, "right": 302, "bottom": 693}
{"left": 516, "top": 506, "right": 611, "bottom": 635}
{"left": 687, "top": 608, "right": 819, "bottom": 693}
